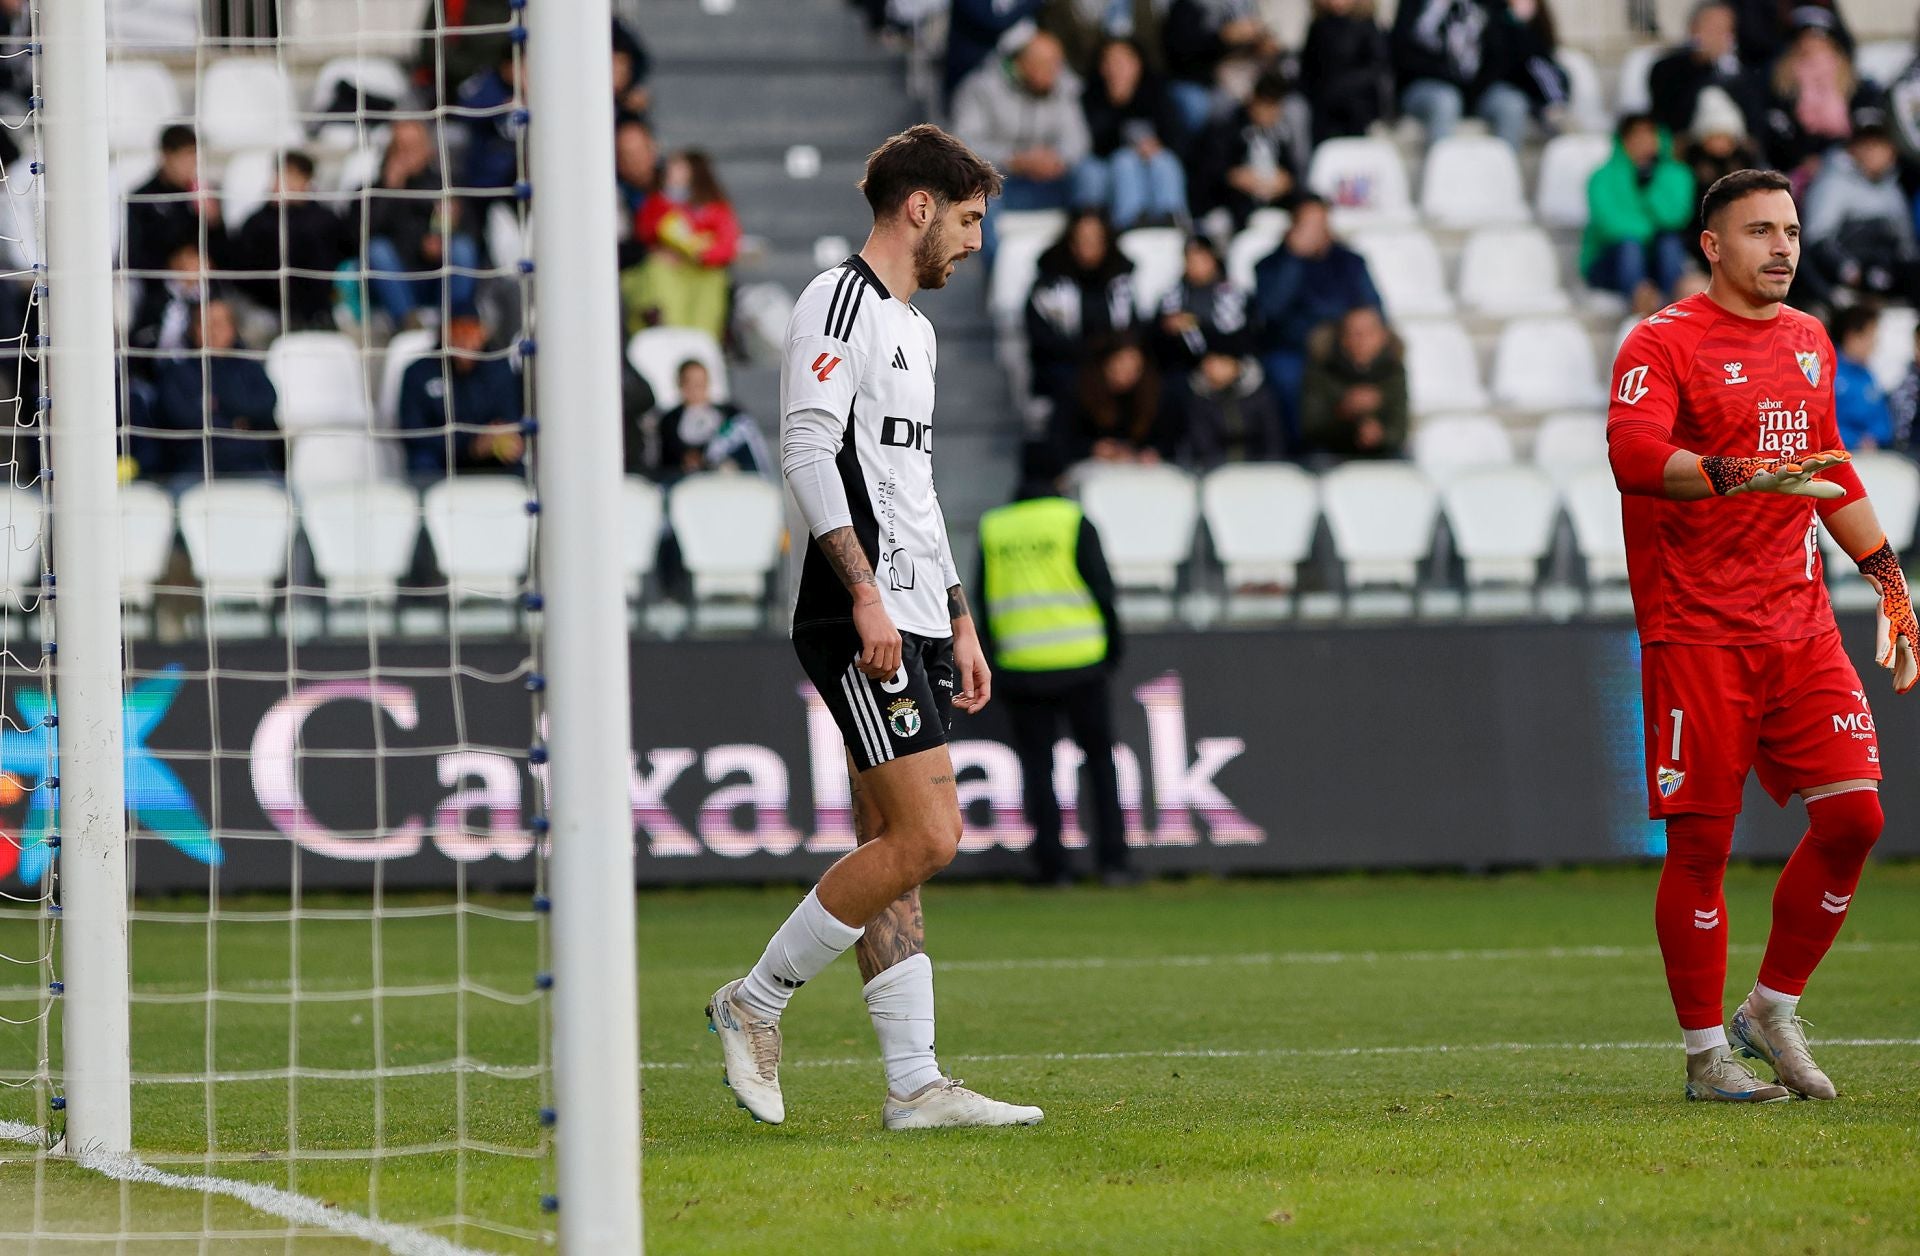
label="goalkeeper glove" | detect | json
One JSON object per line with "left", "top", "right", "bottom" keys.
{"left": 1700, "top": 449, "right": 1851, "bottom": 499}
{"left": 1857, "top": 539, "right": 1918, "bottom": 694}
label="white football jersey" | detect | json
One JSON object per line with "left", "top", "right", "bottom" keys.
{"left": 781, "top": 255, "right": 955, "bottom": 639}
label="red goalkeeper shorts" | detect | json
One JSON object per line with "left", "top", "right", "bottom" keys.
{"left": 1639, "top": 630, "right": 1881, "bottom": 818}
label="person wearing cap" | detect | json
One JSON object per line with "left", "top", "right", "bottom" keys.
{"left": 1801, "top": 122, "right": 1920, "bottom": 308}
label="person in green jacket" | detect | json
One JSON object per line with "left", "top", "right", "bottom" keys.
{"left": 1582, "top": 113, "right": 1699, "bottom": 313}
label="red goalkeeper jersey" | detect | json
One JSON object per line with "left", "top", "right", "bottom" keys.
{"left": 1606, "top": 291, "right": 1856, "bottom": 646}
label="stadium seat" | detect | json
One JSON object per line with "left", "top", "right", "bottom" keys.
{"left": 331, "top": 144, "right": 384, "bottom": 196}
{"left": 1869, "top": 304, "right": 1917, "bottom": 392}
{"left": 1531, "top": 411, "right": 1609, "bottom": 486}
{"left": 299, "top": 480, "right": 421, "bottom": 604}
{"left": 220, "top": 148, "right": 277, "bottom": 229}
{"left": 1455, "top": 226, "right": 1571, "bottom": 316}
{"left": 1819, "top": 452, "right": 1920, "bottom": 569}
{"left": 106, "top": 60, "right": 185, "bottom": 156}
{"left": 987, "top": 210, "right": 1068, "bottom": 325}
{"left": 1199, "top": 463, "right": 1318, "bottom": 590}
{"left": 197, "top": 57, "right": 301, "bottom": 152}
{"left": 378, "top": 329, "right": 437, "bottom": 427}
{"left": 1555, "top": 48, "right": 1610, "bottom": 134}
{"left": 1320, "top": 462, "right": 1438, "bottom": 589}
{"left": 422, "top": 477, "right": 531, "bottom": 602}
{"left": 667, "top": 472, "right": 785, "bottom": 604}
{"left": 1443, "top": 465, "right": 1560, "bottom": 586}
{"left": 119, "top": 481, "right": 176, "bottom": 612}
{"left": 1305, "top": 137, "right": 1415, "bottom": 229}
{"left": 1115, "top": 227, "right": 1185, "bottom": 315}
{"left": 0, "top": 487, "right": 41, "bottom": 605}
{"left": 1399, "top": 319, "right": 1489, "bottom": 414}
{"left": 1855, "top": 39, "right": 1912, "bottom": 89}
{"left": 1410, "top": 414, "right": 1516, "bottom": 476}
{"left": 621, "top": 476, "right": 666, "bottom": 603}
{"left": 267, "top": 332, "right": 399, "bottom": 489}
{"left": 307, "top": 56, "right": 410, "bottom": 152}
{"left": 1534, "top": 134, "right": 1612, "bottom": 229}
{"left": 177, "top": 480, "right": 293, "bottom": 606}
{"left": 1078, "top": 463, "right": 1199, "bottom": 593}
{"left": 1225, "top": 208, "right": 1289, "bottom": 291}
{"left": 1563, "top": 465, "right": 1628, "bottom": 584}
{"left": 486, "top": 201, "right": 528, "bottom": 272}
{"left": 1491, "top": 317, "right": 1604, "bottom": 411}
{"left": 1349, "top": 228, "right": 1453, "bottom": 319}
{"left": 0, "top": 163, "right": 39, "bottom": 274}
{"left": 1419, "top": 136, "right": 1529, "bottom": 228}
{"left": 628, "top": 326, "right": 730, "bottom": 411}
{"left": 1614, "top": 44, "right": 1661, "bottom": 116}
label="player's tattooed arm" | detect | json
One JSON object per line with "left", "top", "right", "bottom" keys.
{"left": 947, "top": 582, "right": 971, "bottom": 622}
{"left": 818, "top": 526, "right": 879, "bottom": 594}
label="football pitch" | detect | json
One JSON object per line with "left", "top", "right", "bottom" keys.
{"left": 1, "top": 863, "right": 1917, "bottom": 1253}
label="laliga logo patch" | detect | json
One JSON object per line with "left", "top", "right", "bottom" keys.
{"left": 887, "top": 697, "right": 922, "bottom": 739}
{"left": 1657, "top": 765, "right": 1686, "bottom": 798}
{"left": 1795, "top": 350, "right": 1821, "bottom": 387}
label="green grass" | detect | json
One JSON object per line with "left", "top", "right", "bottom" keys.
{"left": 3, "top": 864, "right": 1920, "bottom": 1252}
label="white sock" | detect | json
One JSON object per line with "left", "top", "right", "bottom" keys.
{"left": 737, "top": 888, "right": 863, "bottom": 1020}
{"left": 863, "top": 953, "right": 944, "bottom": 1098}
{"left": 1753, "top": 982, "right": 1799, "bottom": 1010}
{"left": 1683, "top": 1025, "right": 1728, "bottom": 1053}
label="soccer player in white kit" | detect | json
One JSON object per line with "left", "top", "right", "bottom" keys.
{"left": 706, "top": 125, "right": 1043, "bottom": 1129}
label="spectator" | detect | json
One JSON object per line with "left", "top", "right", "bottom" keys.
{"left": 365, "top": 119, "right": 481, "bottom": 330}
{"left": 1081, "top": 37, "right": 1188, "bottom": 229}
{"left": 398, "top": 315, "right": 523, "bottom": 478}
{"left": 1582, "top": 114, "right": 1698, "bottom": 314}
{"left": 1299, "top": 305, "right": 1408, "bottom": 462}
{"left": 945, "top": 0, "right": 1043, "bottom": 103}
{"left": 651, "top": 360, "right": 772, "bottom": 479}
{"left": 125, "top": 125, "right": 226, "bottom": 302}
{"left": 413, "top": 0, "right": 514, "bottom": 104}
{"left": 227, "top": 152, "right": 351, "bottom": 330}
{"left": 1759, "top": 17, "right": 1865, "bottom": 177}
{"left": 630, "top": 151, "right": 741, "bottom": 341}
{"left": 1025, "top": 210, "right": 1139, "bottom": 407}
{"left": 128, "top": 241, "right": 215, "bottom": 368}
{"left": 1889, "top": 18, "right": 1920, "bottom": 174}
{"left": 615, "top": 115, "right": 660, "bottom": 269}
{"left": 150, "top": 299, "right": 282, "bottom": 481}
{"left": 1801, "top": 123, "right": 1920, "bottom": 308}
{"left": 1152, "top": 236, "right": 1256, "bottom": 373}
{"left": 1680, "top": 88, "right": 1766, "bottom": 230}
{"left": 1890, "top": 318, "right": 1920, "bottom": 454}
{"left": 952, "top": 30, "right": 1095, "bottom": 223}
{"left": 1191, "top": 69, "right": 1307, "bottom": 232}
{"left": 1731, "top": 0, "right": 1849, "bottom": 73}
{"left": 1252, "top": 196, "right": 1380, "bottom": 430}
{"left": 1649, "top": 0, "right": 1768, "bottom": 139}
{"left": 1040, "top": 0, "right": 1166, "bottom": 80}
{"left": 1299, "top": 0, "right": 1393, "bottom": 146}
{"left": 1476, "top": 0, "right": 1570, "bottom": 149}
{"left": 1161, "top": 0, "right": 1280, "bottom": 137}
{"left": 457, "top": 48, "right": 526, "bottom": 206}
{"left": 1830, "top": 304, "right": 1892, "bottom": 450}
{"left": 1059, "top": 334, "right": 1168, "bottom": 465}
{"left": 1392, "top": 0, "right": 1529, "bottom": 148}
{"left": 610, "top": 18, "right": 652, "bottom": 118}
{"left": 1174, "top": 352, "right": 1284, "bottom": 467}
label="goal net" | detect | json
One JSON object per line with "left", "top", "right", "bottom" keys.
{"left": 0, "top": 1, "right": 639, "bottom": 1249}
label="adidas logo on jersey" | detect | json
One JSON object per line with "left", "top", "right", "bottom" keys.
{"left": 891, "top": 346, "right": 910, "bottom": 371}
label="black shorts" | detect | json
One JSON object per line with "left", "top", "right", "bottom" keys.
{"left": 794, "top": 621, "right": 955, "bottom": 772}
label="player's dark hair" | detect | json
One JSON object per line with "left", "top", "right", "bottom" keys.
{"left": 1699, "top": 168, "right": 1792, "bottom": 230}
{"left": 1828, "top": 302, "right": 1880, "bottom": 345}
{"left": 159, "top": 123, "right": 197, "bottom": 154}
{"left": 860, "top": 124, "right": 1002, "bottom": 218}
{"left": 1616, "top": 111, "right": 1657, "bottom": 140}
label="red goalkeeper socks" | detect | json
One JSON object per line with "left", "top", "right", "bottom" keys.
{"left": 1656, "top": 814, "right": 1735, "bottom": 1032}
{"left": 1758, "top": 788, "right": 1883, "bottom": 997}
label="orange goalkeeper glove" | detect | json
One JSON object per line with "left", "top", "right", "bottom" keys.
{"left": 1700, "top": 449, "right": 1851, "bottom": 499}
{"left": 1857, "top": 538, "right": 1919, "bottom": 694}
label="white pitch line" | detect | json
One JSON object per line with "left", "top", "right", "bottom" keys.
{"left": 0, "top": 1122, "right": 490, "bottom": 1256}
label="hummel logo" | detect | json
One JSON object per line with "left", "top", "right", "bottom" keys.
{"left": 1723, "top": 362, "right": 1748, "bottom": 384}
{"left": 1693, "top": 908, "right": 1721, "bottom": 930}
{"left": 1820, "top": 891, "right": 1852, "bottom": 915}
{"left": 891, "top": 346, "right": 910, "bottom": 371}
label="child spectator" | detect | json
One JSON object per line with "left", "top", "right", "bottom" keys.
{"left": 1152, "top": 236, "right": 1256, "bottom": 373}
{"left": 1192, "top": 69, "right": 1307, "bottom": 232}
{"left": 1252, "top": 197, "right": 1380, "bottom": 430}
{"left": 1161, "top": 0, "right": 1280, "bottom": 137}
{"left": 150, "top": 299, "right": 282, "bottom": 482}
{"left": 650, "top": 360, "right": 771, "bottom": 479}
{"left": 1060, "top": 334, "right": 1168, "bottom": 465}
{"left": 1830, "top": 304, "right": 1892, "bottom": 450}
{"left": 1582, "top": 114, "right": 1698, "bottom": 314}
{"left": 1299, "top": 0, "right": 1393, "bottom": 146}
{"left": 365, "top": 119, "right": 482, "bottom": 330}
{"left": 631, "top": 151, "right": 741, "bottom": 341}
{"left": 1025, "top": 211, "right": 1139, "bottom": 409}
{"left": 1299, "top": 305, "right": 1408, "bottom": 462}
{"left": 1081, "top": 37, "right": 1188, "bottom": 229}
{"left": 398, "top": 315, "right": 524, "bottom": 478}
{"left": 228, "top": 152, "right": 352, "bottom": 330}
{"left": 129, "top": 241, "right": 217, "bottom": 370}
{"left": 1174, "top": 352, "right": 1284, "bottom": 468}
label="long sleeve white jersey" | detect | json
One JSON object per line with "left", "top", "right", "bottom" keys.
{"left": 780, "top": 254, "right": 958, "bottom": 639}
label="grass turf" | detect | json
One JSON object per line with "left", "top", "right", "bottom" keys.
{"left": 0, "top": 863, "right": 1917, "bottom": 1252}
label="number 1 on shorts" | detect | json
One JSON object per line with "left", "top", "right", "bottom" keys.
{"left": 1669, "top": 708, "right": 1684, "bottom": 762}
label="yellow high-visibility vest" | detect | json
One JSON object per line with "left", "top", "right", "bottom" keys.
{"left": 978, "top": 497, "right": 1107, "bottom": 672}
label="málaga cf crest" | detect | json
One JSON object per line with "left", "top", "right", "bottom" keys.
{"left": 1795, "top": 351, "right": 1821, "bottom": 387}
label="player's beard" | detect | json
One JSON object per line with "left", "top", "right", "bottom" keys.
{"left": 912, "top": 219, "right": 955, "bottom": 290}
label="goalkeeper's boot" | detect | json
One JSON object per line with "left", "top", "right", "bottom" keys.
{"left": 1684, "top": 1046, "right": 1792, "bottom": 1104}
{"left": 882, "top": 1078, "right": 1043, "bottom": 1130}
{"left": 706, "top": 979, "right": 785, "bottom": 1124}
{"left": 1731, "top": 992, "right": 1837, "bottom": 1099}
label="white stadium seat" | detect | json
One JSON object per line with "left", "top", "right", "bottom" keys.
{"left": 1225, "top": 208, "right": 1289, "bottom": 291}
{"left": 0, "top": 487, "right": 42, "bottom": 604}
{"left": 1200, "top": 463, "right": 1318, "bottom": 589}
{"left": 1555, "top": 48, "right": 1610, "bottom": 134}
{"left": 177, "top": 480, "right": 293, "bottom": 606}
{"left": 1491, "top": 317, "right": 1604, "bottom": 411}
{"left": 1410, "top": 414, "right": 1516, "bottom": 477}
{"left": 1455, "top": 226, "right": 1571, "bottom": 316}
{"left": 1855, "top": 39, "right": 1912, "bottom": 89}
{"left": 1305, "top": 137, "right": 1416, "bottom": 229}
{"left": 628, "top": 326, "right": 730, "bottom": 411}
{"left": 1350, "top": 228, "right": 1454, "bottom": 319}
{"left": 668, "top": 472, "right": 785, "bottom": 603}
{"left": 1531, "top": 412, "right": 1609, "bottom": 486}
{"left": 300, "top": 481, "right": 421, "bottom": 604}
{"left": 1870, "top": 305, "right": 1917, "bottom": 393}
{"left": 621, "top": 475, "right": 666, "bottom": 602}
{"left": 1563, "top": 465, "right": 1628, "bottom": 584}
{"left": 1534, "top": 133, "right": 1613, "bottom": 229}
{"left": 119, "top": 481, "right": 176, "bottom": 611}
{"left": 107, "top": 60, "right": 186, "bottom": 156}
{"left": 1820, "top": 452, "right": 1920, "bottom": 567}
{"left": 1321, "top": 462, "right": 1438, "bottom": 589}
{"left": 1078, "top": 463, "right": 1199, "bottom": 592}
{"left": 423, "top": 476, "right": 531, "bottom": 601}
{"left": 0, "top": 162, "right": 39, "bottom": 274}
{"left": 307, "top": 56, "right": 410, "bottom": 152}
{"left": 1443, "top": 465, "right": 1560, "bottom": 586}
{"left": 220, "top": 148, "right": 278, "bottom": 230}
{"left": 987, "top": 210, "right": 1068, "bottom": 325}
{"left": 267, "top": 332, "right": 400, "bottom": 490}
{"left": 1400, "top": 319, "right": 1489, "bottom": 415}
{"left": 1614, "top": 44, "right": 1661, "bottom": 116}
{"left": 1115, "top": 227, "right": 1185, "bottom": 316}
{"left": 198, "top": 56, "right": 301, "bottom": 152}
{"left": 379, "top": 329, "right": 438, "bottom": 427}
{"left": 1419, "top": 136, "right": 1529, "bottom": 228}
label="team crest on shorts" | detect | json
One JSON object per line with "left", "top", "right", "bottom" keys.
{"left": 1795, "top": 350, "right": 1821, "bottom": 386}
{"left": 1657, "top": 765, "right": 1686, "bottom": 798}
{"left": 887, "top": 697, "right": 922, "bottom": 738}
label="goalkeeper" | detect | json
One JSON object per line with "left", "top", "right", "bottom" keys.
{"left": 1605, "top": 169, "right": 1915, "bottom": 1105}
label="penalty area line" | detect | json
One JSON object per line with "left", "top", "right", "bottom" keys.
{"left": 0, "top": 1122, "right": 490, "bottom": 1256}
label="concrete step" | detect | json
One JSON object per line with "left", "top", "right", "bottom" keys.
{"left": 638, "top": 0, "right": 881, "bottom": 61}
{"left": 650, "top": 62, "right": 916, "bottom": 159}
{"left": 725, "top": 157, "right": 873, "bottom": 248}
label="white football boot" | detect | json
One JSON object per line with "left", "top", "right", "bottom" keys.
{"left": 1730, "top": 992, "right": 1838, "bottom": 1099}
{"left": 882, "top": 1078, "right": 1044, "bottom": 1130}
{"left": 1683, "top": 1046, "right": 1792, "bottom": 1104}
{"left": 706, "top": 978, "right": 785, "bottom": 1124}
